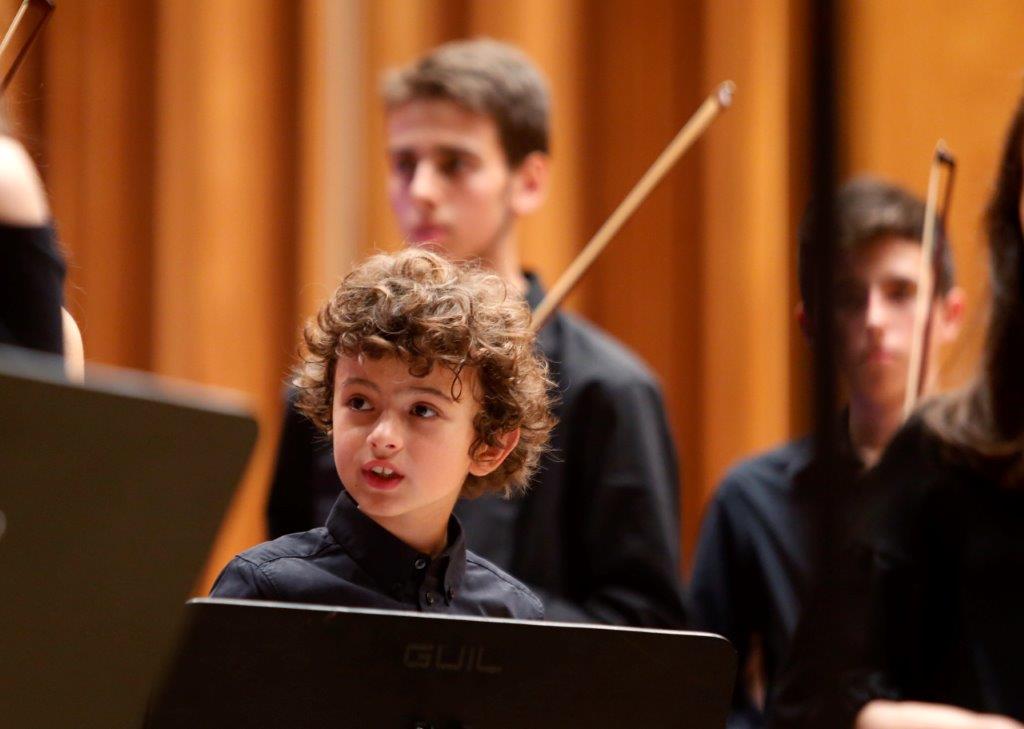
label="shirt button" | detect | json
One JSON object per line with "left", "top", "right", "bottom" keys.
{"left": 414, "top": 558, "right": 427, "bottom": 570}
{"left": 424, "top": 592, "right": 436, "bottom": 606}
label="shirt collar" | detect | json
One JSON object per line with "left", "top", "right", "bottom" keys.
{"left": 326, "top": 490, "right": 466, "bottom": 601}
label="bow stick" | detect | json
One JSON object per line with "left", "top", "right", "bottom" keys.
{"left": 530, "top": 80, "right": 736, "bottom": 331}
{"left": 0, "top": 0, "right": 53, "bottom": 94}
{"left": 902, "top": 140, "right": 956, "bottom": 419}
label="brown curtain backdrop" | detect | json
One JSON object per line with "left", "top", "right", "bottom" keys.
{"left": 7, "top": 0, "right": 1023, "bottom": 590}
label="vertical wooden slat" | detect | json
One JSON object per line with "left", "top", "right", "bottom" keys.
{"left": 577, "top": 0, "right": 706, "bottom": 559}
{"left": 700, "top": 0, "right": 802, "bottom": 547}
{"left": 153, "top": 0, "right": 299, "bottom": 590}
{"left": 43, "top": 1, "right": 156, "bottom": 370}
{"left": 295, "top": 0, "right": 365, "bottom": 322}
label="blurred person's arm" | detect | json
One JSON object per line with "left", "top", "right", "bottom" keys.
{"left": 0, "top": 135, "right": 48, "bottom": 224}
{"left": 61, "top": 307, "right": 84, "bottom": 381}
{"left": 856, "top": 701, "right": 1024, "bottom": 729}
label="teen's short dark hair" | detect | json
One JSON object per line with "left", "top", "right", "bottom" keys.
{"left": 382, "top": 38, "right": 550, "bottom": 167}
{"left": 797, "top": 176, "right": 956, "bottom": 322}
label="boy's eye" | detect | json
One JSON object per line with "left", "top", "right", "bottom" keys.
{"left": 438, "top": 154, "right": 466, "bottom": 178}
{"left": 411, "top": 403, "right": 438, "bottom": 419}
{"left": 885, "top": 279, "right": 917, "bottom": 303}
{"left": 347, "top": 396, "right": 373, "bottom": 412}
{"left": 391, "top": 153, "right": 417, "bottom": 181}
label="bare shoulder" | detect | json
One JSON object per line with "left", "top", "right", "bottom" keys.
{"left": 0, "top": 135, "right": 48, "bottom": 225}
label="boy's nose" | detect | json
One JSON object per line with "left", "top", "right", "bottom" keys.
{"left": 409, "top": 161, "right": 442, "bottom": 205}
{"left": 865, "top": 289, "right": 888, "bottom": 329}
{"left": 368, "top": 414, "right": 403, "bottom": 454}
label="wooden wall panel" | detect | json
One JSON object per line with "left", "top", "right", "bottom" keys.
{"left": 296, "top": 0, "right": 366, "bottom": 320}
{"left": 153, "top": 0, "right": 300, "bottom": 589}
{"left": 581, "top": 0, "right": 706, "bottom": 558}
{"left": 698, "top": 0, "right": 804, "bottom": 556}
{"left": 43, "top": 1, "right": 156, "bottom": 370}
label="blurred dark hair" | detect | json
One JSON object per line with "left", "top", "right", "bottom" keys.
{"left": 925, "top": 93, "right": 1024, "bottom": 488}
{"left": 382, "top": 38, "right": 550, "bottom": 167}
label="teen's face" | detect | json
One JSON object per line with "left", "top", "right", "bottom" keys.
{"left": 835, "top": 236, "right": 924, "bottom": 408}
{"left": 332, "top": 354, "right": 481, "bottom": 537}
{"left": 386, "top": 99, "right": 516, "bottom": 261}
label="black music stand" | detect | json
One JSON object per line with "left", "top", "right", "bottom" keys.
{"left": 147, "top": 598, "right": 736, "bottom": 729}
{"left": 0, "top": 346, "right": 258, "bottom": 729}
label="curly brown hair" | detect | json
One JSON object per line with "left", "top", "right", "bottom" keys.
{"left": 292, "top": 248, "right": 555, "bottom": 498}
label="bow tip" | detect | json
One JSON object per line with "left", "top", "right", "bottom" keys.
{"left": 716, "top": 80, "right": 736, "bottom": 108}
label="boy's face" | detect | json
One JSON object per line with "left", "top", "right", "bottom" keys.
{"left": 331, "top": 354, "right": 493, "bottom": 542}
{"left": 833, "top": 235, "right": 958, "bottom": 409}
{"left": 386, "top": 99, "right": 536, "bottom": 262}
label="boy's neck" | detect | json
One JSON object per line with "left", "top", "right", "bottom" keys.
{"left": 848, "top": 395, "right": 904, "bottom": 469}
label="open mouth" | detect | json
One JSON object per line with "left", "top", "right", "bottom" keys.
{"left": 362, "top": 465, "right": 404, "bottom": 489}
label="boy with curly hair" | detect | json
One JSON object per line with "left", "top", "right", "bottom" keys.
{"left": 268, "top": 37, "right": 687, "bottom": 629}
{"left": 212, "top": 249, "right": 553, "bottom": 619}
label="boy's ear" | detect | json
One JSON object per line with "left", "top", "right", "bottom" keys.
{"left": 935, "top": 285, "right": 966, "bottom": 343}
{"left": 508, "top": 152, "right": 550, "bottom": 217}
{"left": 468, "top": 428, "right": 521, "bottom": 478}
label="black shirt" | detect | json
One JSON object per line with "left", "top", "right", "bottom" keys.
{"left": 213, "top": 491, "right": 544, "bottom": 620}
{"left": 772, "top": 418, "right": 1024, "bottom": 726}
{"left": 266, "top": 275, "right": 687, "bottom": 628}
{"left": 0, "top": 222, "right": 65, "bottom": 354}
{"left": 691, "top": 426, "right": 863, "bottom": 729}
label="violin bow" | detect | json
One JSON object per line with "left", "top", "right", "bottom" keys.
{"left": 902, "top": 140, "right": 956, "bottom": 419}
{"left": 530, "top": 80, "right": 736, "bottom": 332}
{"left": 0, "top": 0, "right": 54, "bottom": 94}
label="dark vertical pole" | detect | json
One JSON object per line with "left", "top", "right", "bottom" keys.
{"left": 809, "top": 0, "right": 838, "bottom": 462}
{"left": 804, "top": 0, "right": 845, "bottom": 716}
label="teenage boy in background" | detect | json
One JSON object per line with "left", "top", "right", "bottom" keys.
{"left": 267, "top": 39, "right": 687, "bottom": 628}
{"left": 689, "top": 178, "right": 965, "bottom": 728}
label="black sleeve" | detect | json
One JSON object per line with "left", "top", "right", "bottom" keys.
{"left": 690, "top": 481, "right": 762, "bottom": 727}
{"left": 544, "top": 377, "right": 688, "bottom": 628}
{"left": 266, "top": 391, "right": 318, "bottom": 539}
{"left": 0, "top": 222, "right": 65, "bottom": 354}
